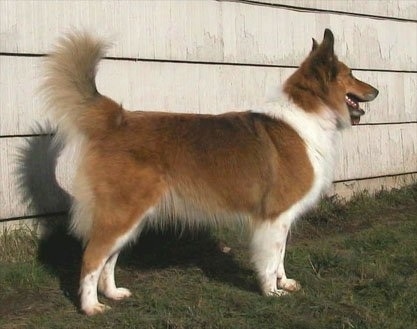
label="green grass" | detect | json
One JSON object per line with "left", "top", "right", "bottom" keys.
{"left": 1, "top": 184, "right": 416, "bottom": 328}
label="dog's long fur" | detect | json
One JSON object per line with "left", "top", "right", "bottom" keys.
{"left": 41, "top": 29, "right": 378, "bottom": 315}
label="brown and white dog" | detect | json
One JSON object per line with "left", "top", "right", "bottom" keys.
{"left": 41, "top": 29, "right": 378, "bottom": 315}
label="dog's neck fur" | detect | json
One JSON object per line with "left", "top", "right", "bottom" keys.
{"left": 261, "top": 89, "right": 340, "bottom": 200}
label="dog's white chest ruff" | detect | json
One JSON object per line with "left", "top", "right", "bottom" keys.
{"left": 260, "top": 98, "right": 339, "bottom": 210}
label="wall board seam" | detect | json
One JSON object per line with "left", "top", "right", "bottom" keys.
{"left": 1, "top": 52, "right": 416, "bottom": 74}
{"left": 229, "top": 0, "right": 417, "bottom": 23}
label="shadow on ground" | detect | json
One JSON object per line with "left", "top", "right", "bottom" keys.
{"left": 121, "top": 227, "right": 258, "bottom": 293}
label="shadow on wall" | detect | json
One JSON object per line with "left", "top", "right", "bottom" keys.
{"left": 15, "top": 124, "right": 71, "bottom": 219}
{"left": 15, "top": 124, "right": 81, "bottom": 306}
{"left": 14, "top": 125, "right": 257, "bottom": 308}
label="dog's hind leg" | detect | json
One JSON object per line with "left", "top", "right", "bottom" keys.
{"left": 97, "top": 215, "right": 147, "bottom": 301}
{"left": 79, "top": 229, "right": 119, "bottom": 316}
{"left": 98, "top": 251, "right": 130, "bottom": 300}
{"left": 79, "top": 205, "right": 156, "bottom": 316}
{"left": 78, "top": 165, "right": 166, "bottom": 315}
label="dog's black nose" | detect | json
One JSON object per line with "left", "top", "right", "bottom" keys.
{"left": 366, "top": 88, "right": 379, "bottom": 101}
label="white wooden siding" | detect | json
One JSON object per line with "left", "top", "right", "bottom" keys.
{"left": 337, "top": 124, "right": 417, "bottom": 181}
{"left": 0, "top": 1, "right": 416, "bottom": 70}
{"left": 1, "top": 0, "right": 416, "bottom": 227}
{"left": 1, "top": 57, "right": 416, "bottom": 136}
{"left": 256, "top": 0, "right": 417, "bottom": 20}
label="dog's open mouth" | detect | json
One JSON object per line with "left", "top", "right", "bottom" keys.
{"left": 346, "top": 93, "right": 365, "bottom": 125}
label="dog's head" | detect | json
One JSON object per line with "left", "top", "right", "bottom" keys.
{"left": 309, "top": 29, "right": 379, "bottom": 127}
{"left": 285, "top": 29, "right": 379, "bottom": 128}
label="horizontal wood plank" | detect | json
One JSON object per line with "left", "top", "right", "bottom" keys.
{"left": 336, "top": 123, "right": 417, "bottom": 181}
{"left": 2, "top": 124, "right": 416, "bottom": 219}
{"left": 253, "top": 0, "right": 417, "bottom": 20}
{"left": 1, "top": 56, "right": 415, "bottom": 136}
{"left": 0, "top": 0, "right": 415, "bottom": 70}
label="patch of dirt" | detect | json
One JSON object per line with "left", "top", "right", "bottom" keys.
{"left": 293, "top": 203, "right": 417, "bottom": 244}
{"left": 0, "top": 289, "right": 59, "bottom": 321}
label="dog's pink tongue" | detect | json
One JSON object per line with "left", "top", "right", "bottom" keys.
{"left": 350, "top": 106, "right": 365, "bottom": 125}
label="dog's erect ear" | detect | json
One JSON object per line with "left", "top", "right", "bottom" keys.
{"left": 309, "top": 29, "right": 338, "bottom": 83}
{"left": 321, "top": 28, "right": 335, "bottom": 56}
{"left": 311, "top": 38, "right": 319, "bottom": 52}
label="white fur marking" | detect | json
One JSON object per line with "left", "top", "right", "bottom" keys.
{"left": 251, "top": 93, "right": 340, "bottom": 296}
{"left": 97, "top": 252, "right": 132, "bottom": 300}
{"left": 80, "top": 265, "right": 108, "bottom": 315}
{"left": 251, "top": 215, "right": 291, "bottom": 295}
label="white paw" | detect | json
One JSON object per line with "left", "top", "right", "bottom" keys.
{"left": 83, "top": 302, "right": 111, "bottom": 316}
{"left": 104, "top": 287, "right": 132, "bottom": 301}
{"left": 278, "top": 278, "right": 301, "bottom": 292}
{"left": 266, "top": 288, "right": 289, "bottom": 297}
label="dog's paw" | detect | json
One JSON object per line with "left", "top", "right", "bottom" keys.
{"left": 104, "top": 287, "right": 132, "bottom": 301}
{"left": 83, "top": 302, "right": 111, "bottom": 316}
{"left": 266, "top": 288, "right": 289, "bottom": 297}
{"left": 277, "top": 278, "right": 301, "bottom": 292}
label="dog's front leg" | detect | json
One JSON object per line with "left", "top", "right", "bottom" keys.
{"left": 251, "top": 213, "right": 299, "bottom": 296}
{"left": 276, "top": 235, "right": 301, "bottom": 292}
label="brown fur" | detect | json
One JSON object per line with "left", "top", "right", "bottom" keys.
{"left": 80, "top": 105, "right": 315, "bottom": 226}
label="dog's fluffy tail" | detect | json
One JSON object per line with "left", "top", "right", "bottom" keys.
{"left": 41, "top": 31, "right": 122, "bottom": 140}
